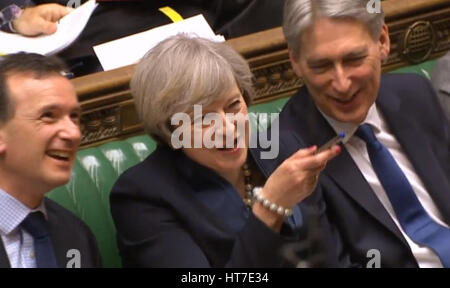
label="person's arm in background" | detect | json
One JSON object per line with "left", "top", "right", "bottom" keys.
{"left": 13, "top": 3, "right": 72, "bottom": 36}
{"left": 1, "top": 2, "right": 72, "bottom": 36}
{"left": 0, "top": 4, "right": 23, "bottom": 33}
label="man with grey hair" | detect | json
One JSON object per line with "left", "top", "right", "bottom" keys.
{"left": 257, "top": 0, "right": 450, "bottom": 267}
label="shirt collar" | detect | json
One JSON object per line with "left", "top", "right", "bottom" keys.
{"left": 0, "top": 188, "right": 47, "bottom": 235}
{"left": 318, "top": 104, "right": 382, "bottom": 143}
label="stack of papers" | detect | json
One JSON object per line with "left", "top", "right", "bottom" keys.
{"left": 93, "top": 14, "right": 225, "bottom": 71}
{"left": 0, "top": 0, "right": 98, "bottom": 56}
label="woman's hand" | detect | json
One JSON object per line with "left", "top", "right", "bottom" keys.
{"left": 13, "top": 4, "right": 73, "bottom": 36}
{"left": 253, "top": 145, "right": 341, "bottom": 231}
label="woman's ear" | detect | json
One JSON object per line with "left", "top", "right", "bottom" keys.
{"left": 378, "top": 24, "right": 391, "bottom": 63}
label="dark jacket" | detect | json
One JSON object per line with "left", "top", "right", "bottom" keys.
{"left": 110, "top": 145, "right": 310, "bottom": 268}
{"left": 0, "top": 198, "right": 102, "bottom": 268}
{"left": 431, "top": 51, "right": 450, "bottom": 120}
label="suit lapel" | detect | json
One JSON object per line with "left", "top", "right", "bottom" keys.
{"left": 169, "top": 151, "right": 251, "bottom": 266}
{"left": 378, "top": 90, "right": 450, "bottom": 224}
{"left": 0, "top": 239, "right": 11, "bottom": 268}
{"left": 284, "top": 88, "right": 406, "bottom": 241}
{"left": 324, "top": 149, "right": 406, "bottom": 240}
{"left": 0, "top": 199, "right": 68, "bottom": 268}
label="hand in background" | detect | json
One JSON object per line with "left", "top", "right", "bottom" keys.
{"left": 13, "top": 4, "right": 73, "bottom": 36}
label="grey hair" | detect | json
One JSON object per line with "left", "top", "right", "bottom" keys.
{"left": 283, "top": 0, "right": 385, "bottom": 57}
{"left": 130, "top": 34, "right": 255, "bottom": 145}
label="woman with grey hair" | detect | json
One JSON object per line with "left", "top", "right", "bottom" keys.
{"left": 110, "top": 34, "right": 341, "bottom": 267}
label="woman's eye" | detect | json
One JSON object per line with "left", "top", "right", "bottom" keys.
{"left": 230, "top": 100, "right": 241, "bottom": 109}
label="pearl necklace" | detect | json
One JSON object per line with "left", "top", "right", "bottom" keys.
{"left": 242, "top": 163, "right": 253, "bottom": 207}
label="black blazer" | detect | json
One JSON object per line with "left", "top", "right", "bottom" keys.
{"left": 257, "top": 73, "right": 450, "bottom": 267}
{"left": 0, "top": 198, "right": 102, "bottom": 268}
{"left": 110, "top": 145, "right": 310, "bottom": 268}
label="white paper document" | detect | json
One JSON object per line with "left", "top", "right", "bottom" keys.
{"left": 0, "top": 0, "right": 98, "bottom": 56}
{"left": 93, "top": 14, "right": 225, "bottom": 71}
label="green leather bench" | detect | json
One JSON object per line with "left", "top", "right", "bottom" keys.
{"left": 46, "top": 60, "right": 438, "bottom": 267}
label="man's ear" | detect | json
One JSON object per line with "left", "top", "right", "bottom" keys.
{"left": 378, "top": 24, "right": 391, "bottom": 63}
{"left": 0, "top": 130, "right": 6, "bottom": 154}
{"left": 289, "top": 49, "right": 304, "bottom": 78}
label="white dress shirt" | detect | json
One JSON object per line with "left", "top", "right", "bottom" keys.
{"left": 0, "top": 188, "right": 47, "bottom": 268}
{"left": 320, "top": 104, "right": 448, "bottom": 268}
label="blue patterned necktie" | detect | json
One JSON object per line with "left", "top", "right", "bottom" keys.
{"left": 356, "top": 123, "right": 450, "bottom": 267}
{"left": 20, "top": 211, "right": 59, "bottom": 268}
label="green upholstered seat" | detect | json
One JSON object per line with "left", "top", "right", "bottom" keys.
{"left": 390, "top": 60, "right": 437, "bottom": 80}
{"left": 46, "top": 59, "right": 438, "bottom": 267}
{"left": 47, "top": 135, "right": 157, "bottom": 267}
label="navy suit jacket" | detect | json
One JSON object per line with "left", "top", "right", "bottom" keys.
{"left": 0, "top": 198, "right": 102, "bottom": 268}
{"left": 257, "top": 73, "right": 450, "bottom": 267}
{"left": 110, "top": 145, "right": 311, "bottom": 268}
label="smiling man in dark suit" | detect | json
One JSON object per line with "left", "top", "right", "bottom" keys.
{"left": 257, "top": 0, "right": 450, "bottom": 267}
{"left": 0, "top": 53, "right": 102, "bottom": 268}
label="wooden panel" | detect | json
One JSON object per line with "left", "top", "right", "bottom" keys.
{"left": 73, "top": 0, "right": 450, "bottom": 147}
